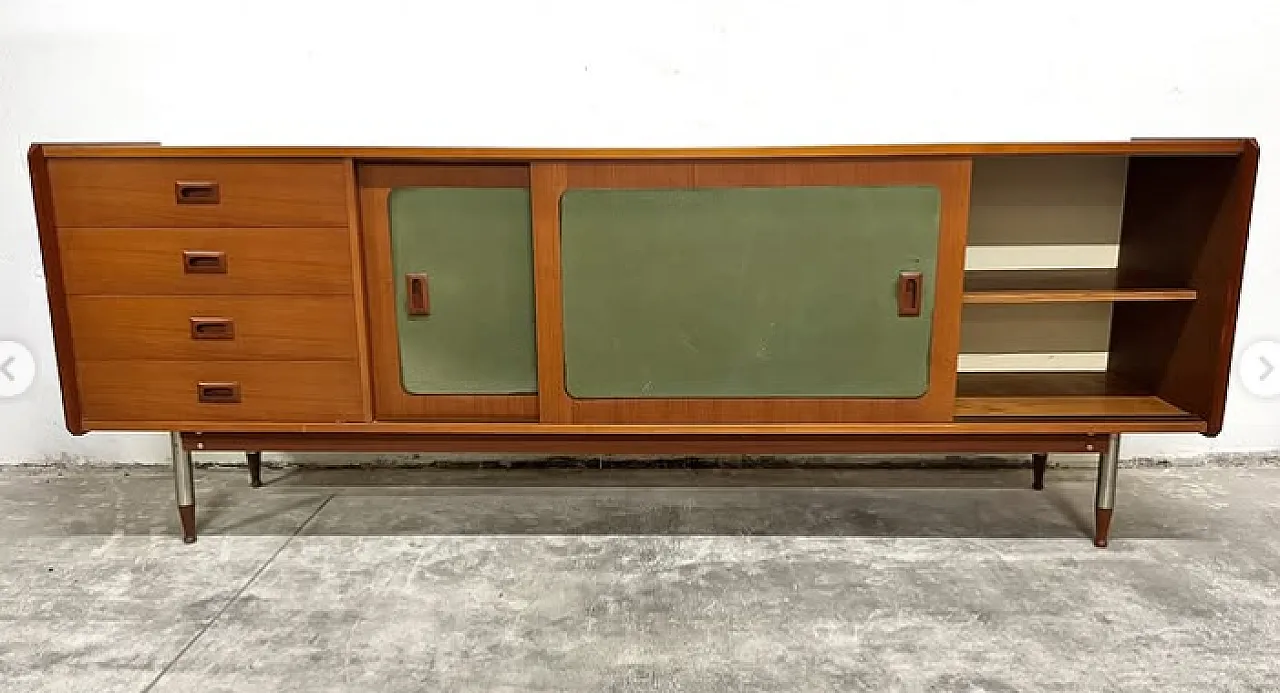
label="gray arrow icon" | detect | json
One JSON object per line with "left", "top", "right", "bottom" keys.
{"left": 0, "top": 342, "right": 35, "bottom": 397}
{"left": 1241, "top": 341, "right": 1280, "bottom": 398}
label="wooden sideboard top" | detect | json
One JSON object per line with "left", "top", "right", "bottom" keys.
{"left": 31, "top": 139, "right": 1253, "bottom": 159}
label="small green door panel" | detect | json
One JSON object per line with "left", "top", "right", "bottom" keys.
{"left": 560, "top": 186, "right": 941, "bottom": 399}
{"left": 389, "top": 188, "right": 537, "bottom": 394}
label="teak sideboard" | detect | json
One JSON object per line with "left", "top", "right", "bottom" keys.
{"left": 27, "top": 140, "right": 1260, "bottom": 546}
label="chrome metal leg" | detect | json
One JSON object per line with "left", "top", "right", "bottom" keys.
{"left": 1093, "top": 433, "right": 1119, "bottom": 547}
{"left": 171, "top": 432, "right": 197, "bottom": 544}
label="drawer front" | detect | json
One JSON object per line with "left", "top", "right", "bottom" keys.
{"left": 47, "top": 159, "right": 349, "bottom": 227}
{"left": 68, "top": 296, "right": 358, "bottom": 361}
{"left": 60, "top": 228, "right": 353, "bottom": 295}
{"left": 78, "top": 361, "right": 364, "bottom": 424}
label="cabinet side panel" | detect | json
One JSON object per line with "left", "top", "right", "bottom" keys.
{"left": 1109, "top": 144, "right": 1260, "bottom": 434}
{"left": 28, "top": 145, "right": 84, "bottom": 434}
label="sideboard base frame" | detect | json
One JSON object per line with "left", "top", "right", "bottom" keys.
{"left": 172, "top": 431, "right": 1120, "bottom": 546}
{"left": 182, "top": 431, "right": 1113, "bottom": 454}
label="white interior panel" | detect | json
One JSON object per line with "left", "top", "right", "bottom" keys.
{"left": 958, "top": 352, "right": 1109, "bottom": 372}
{"left": 961, "top": 157, "right": 1127, "bottom": 371}
{"left": 964, "top": 244, "right": 1120, "bottom": 270}
{"left": 967, "top": 156, "right": 1128, "bottom": 248}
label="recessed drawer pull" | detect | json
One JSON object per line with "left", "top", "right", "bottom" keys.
{"left": 897, "top": 271, "right": 923, "bottom": 317}
{"left": 175, "top": 180, "right": 220, "bottom": 204}
{"left": 196, "top": 382, "right": 241, "bottom": 404}
{"left": 183, "top": 250, "right": 227, "bottom": 274}
{"left": 189, "top": 317, "right": 235, "bottom": 340}
{"left": 406, "top": 273, "right": 431, "bottom": 316}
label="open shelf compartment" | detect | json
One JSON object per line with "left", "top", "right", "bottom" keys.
{"left": 954, "top": 155, "right": 1212, "bottom": 429}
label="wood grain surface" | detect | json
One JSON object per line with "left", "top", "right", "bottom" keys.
{"left": 47, "top": 158, "right": 349, "bottom": 227}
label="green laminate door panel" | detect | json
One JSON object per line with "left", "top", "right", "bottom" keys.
{"left": 390, "top": 187, "right": 537, "bottom": 394}
{"left": 560, "top": 186, "right": 941, "bottom": 398}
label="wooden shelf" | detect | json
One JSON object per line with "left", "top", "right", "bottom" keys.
{"left": 955, "top": 372, "right": 1199, "bottom": 420}
{"left": 962, "top": 269, "right": 1197, "bottom": 304}
{"left": 957, "top": 371, "right": 1146, "bottom": 397}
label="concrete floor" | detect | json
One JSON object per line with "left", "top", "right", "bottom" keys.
{"left": 2, "top": 464, "right": 1280, "bottom": 692}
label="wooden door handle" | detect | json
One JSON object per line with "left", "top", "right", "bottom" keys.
{"left": 196, "top": 382, "right": 241, "bottom": 403}
{"left": 175, "top": 180, "right": 220, "bottom": 204}
{"left": 183, "top": 251, "right": 227, "bottom": 274}
{"left": 190, "top": 317, "right": 235, "bottom": 340}
{"left": 897, "top": 271, "right": 923, "bottom": 317}
{"left": 406, "top": 273, "right": 430, "bottom": 316}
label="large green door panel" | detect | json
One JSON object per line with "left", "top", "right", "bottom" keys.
{"left": 390, "top": 188, "right": 537, "bottom": 394}
{"left": 560, "top": 186, "right": 941, "bottom": 398}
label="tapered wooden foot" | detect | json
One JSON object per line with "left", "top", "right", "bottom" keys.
{"left": 247, "top": 451, "right": 263, "bottom": 488}
{"left": 178, "top": 504, "right": 197, "bottom": 544}
{"left": 1031, "top": 453, "right": 1047, "bottom": 490}
{"left": 1093, "top": 508, "right": 1113, "bottom": 548}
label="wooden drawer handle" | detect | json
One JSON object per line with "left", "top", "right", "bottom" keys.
{"left": 175, "top": 180, "right": 221, "bottom": 204}
{"left": 190, "top": 317, "right": 235, "bottom": 340}
{"left": 406, "top": 273, "right": 431, "bottom": 316}
{"left": 183, "top": 251, "right": 227, "bottom": 274}
{"left": 897, "top": 271, "right": 923, "bottom": 317}
{"left": 197, "top": 382, "right": 241, "bottom": 404}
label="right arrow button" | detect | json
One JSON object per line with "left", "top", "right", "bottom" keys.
{"left": 1240, "top": 341, "right": 1280, "bottom": 398}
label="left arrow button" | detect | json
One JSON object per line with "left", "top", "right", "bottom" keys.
{"left": 0, "top": 342, "right": 35, "bottom": 397}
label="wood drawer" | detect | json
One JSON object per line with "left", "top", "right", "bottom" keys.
{"left": 68, "top": 296, "right": 358, "bottom": 361}
{"left": 47, "top": 159, "right": 349, "bottom": 227}
{"left": 78, "top": 361, "right": 364, "bottom": 424}
{"left": 60, "top": 228, "right": 353, "bottom": 295}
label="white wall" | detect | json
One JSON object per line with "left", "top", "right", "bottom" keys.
{"left": 1, "top": 0, "right": 1277, "bottom": 463}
